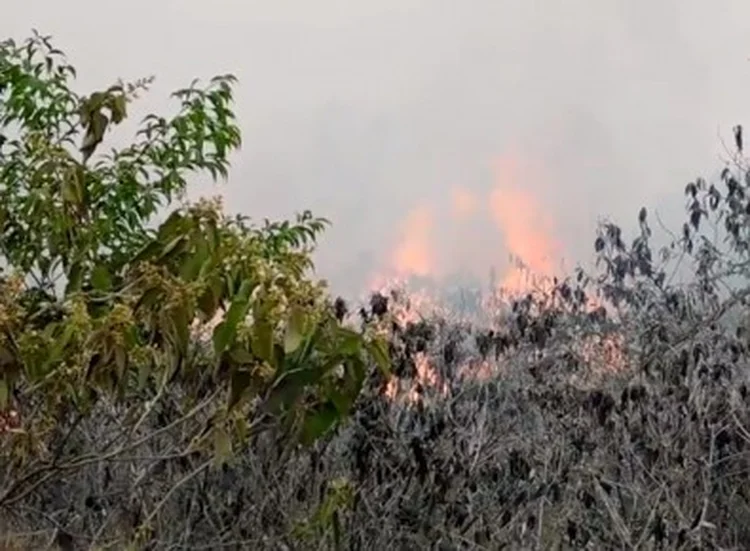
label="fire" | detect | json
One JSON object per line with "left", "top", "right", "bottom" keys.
{"left": 457, "top": 358, "right": 495, "bottom": 382}
{"left": 384, "top": 351, "right": 450, "bottom": 403}
{"left": 489, "top": 154, "right": 562, "bottom": 294}
{"left": 451, "top": 186, "right": 479, "bottom": 220}
{"left": 368, "top": 150, "right": 628, "bottom": 403}
{"left": 580, "top": 332, "right": 627, "bottom": 373}
{"left": 390, "top": 205, "right": 436, "bottom": 278}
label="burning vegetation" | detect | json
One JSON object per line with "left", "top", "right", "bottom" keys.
{"left": 6, "top": 33, "right": 750, "bottom": 550}
{"left": 365, "top": 150, "right": 629, "bottom": 406}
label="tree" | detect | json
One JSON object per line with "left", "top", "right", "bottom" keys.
{"left": 0, "top": 31, "right": 388, "bottom": 548}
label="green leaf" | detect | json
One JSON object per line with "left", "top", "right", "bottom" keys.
{"left": 136, "top": 287, "right": 162, "bottom": 312}
{"left": 160, "top": 235, "right": 187, "bottom": 260}
{"left": 265, "top": 361, "right": 331, "bottom": 413}
{"left": 114, "top": 345, "right": 127, "bottom": 377}
{"left": 234, "top": 416, "right": 249, "bottom": 446}
{"left": 205, "top": 221, "right": 219, "bottom": 250}
{"left": 366, "top": 338, "right": 390, "bottom": 377}
{"left": 265, "top": 374, "right": 304, "bottom": 414}
{"left": 228, "top": 367, "right": 252, "bottom": 411}
{"left": 91, "top": 263, "right": 112, "bottom": 291}
{"left": 157, "top": 211, "right": 187, "bottom": 241}
{"left": 81, "top": 110, "right": 108, "bottom": 161}
{"left": 212, "top": 279, "right": 253, "bottom": 355}
{"left": 171, "top": 304, "right": 190, "bottom": 354}
{"left": 284, "top": 307, "right": 306, "bottom": 354}
{"left": 251, "top": 319, "right": 274, "bottom": 363}
{"left": 131, "top": 240, "right": 163, "bottom": 264}
{"left": 329, "top": 391, "right": 352, "bottom": 416}
{"left": 137, "top": 360, "right": 150, "bottom": 390}
{"left": 61, "top": 176, "right": 78, "bottom": 204}
{"left": 180, "top": 237, "right": 208, "bottom": 281}
{"left": 0, "top": 379, "right": 8, "bottom": 410}
{"left": 228, "top": 345, "right": 254, "bottom": 364}
{"left": 346, "top": 359, "right": 367, "bottom": 392}
{"left": 111, "top": 94, "right": 127, "bottom": 124}
{"left": 65, "top": 261, "right": 83, "bottom": 294}
{"left": 197, "top": 254, "right": 215, "bottom": 280}
{"left": 197, "top": 285, "right": 219, "bottom": 320}
{"left": 49, "top": 323, "right": 75, "bottom": 363}
{"left": 213, "top": 426, "right": 232, "bottom": 468}
{"left": 301, "top": 402, "right": 340, "bottom": 446}
{"left": 336, "top": 327, "right": 364, "bottom": 356}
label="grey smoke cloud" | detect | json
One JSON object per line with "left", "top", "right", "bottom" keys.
{"left": 4, "top": 1, "right": 750, "bottom": 297}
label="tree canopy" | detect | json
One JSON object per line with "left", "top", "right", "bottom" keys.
{"left": 0, "top": 31, "right": 388, "bottom": 548}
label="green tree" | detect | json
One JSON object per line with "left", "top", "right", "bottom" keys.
{"left": 0, "top": 31, "right": 388, "bottom": 546}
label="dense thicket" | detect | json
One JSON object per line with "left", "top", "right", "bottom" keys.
{"left": 3, "top": 32, "right": 750, "bottom": 551}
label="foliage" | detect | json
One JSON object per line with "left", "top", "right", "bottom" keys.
{"left": 0, "top": 32, "right": 387, "bottom": 548}
{"left": 6, "top": 29, "right": 750, "bottom": 551}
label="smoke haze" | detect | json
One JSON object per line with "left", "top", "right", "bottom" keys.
{"left": 5, "top": 1, "right": 750, "bottom": 296}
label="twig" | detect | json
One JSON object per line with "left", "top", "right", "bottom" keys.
{"left": 0, "top": 390, "right": 219, "bottom": 507}
{"left": 139, "top": 458, "right": 211, "bottom": 531}
{"left": 593, "top": 477, "right": 633, "bottom": 548}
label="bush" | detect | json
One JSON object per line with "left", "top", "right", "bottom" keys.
{"left": 4, "top": 31, "right": 750, "bottom": 551}
{"left": 0, "top": 32, "right": 387, "bottom": 549}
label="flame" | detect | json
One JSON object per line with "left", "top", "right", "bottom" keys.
{"left": 451, "top": 186, "right": 479, "bottom": 220}
{"left": 580, "top": 332, "right": 627, "bottom": 373}
{"left": 384, "top": 351, "right": 449, "bottom": 403}
{"left": 390, "top": 205, "right": 436, "bottom": 278}
{"left": 368, "top": 150, "right": 629, "bottom": 403}
{"left": 458, "top": 358, "right": 495, "bottom": 382}
{"left": 489, "top": 154, "right": 562, "bottom": 294}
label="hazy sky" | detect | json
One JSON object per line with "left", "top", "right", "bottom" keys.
{"left": 5, "top": 1, "right": 750, "bottom": 296}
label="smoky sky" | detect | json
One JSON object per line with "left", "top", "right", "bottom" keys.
{"left": 5, "top": 1, "right": 750, "bottom": 296}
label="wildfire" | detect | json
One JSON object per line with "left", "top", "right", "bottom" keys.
{"left": 451, "top": 186, "right": 479, "bottom": 220}
{"left": 390, "top": 205, "right": 436, "bottom": 279}
{"left": 579, "top": 332, "right": 627, "bottom": 374}
{"left": 367, "top": 150, "right": 628, "bottom": 404}
{"left": 489, "top": 154, "right": 561, "bottom": 295}
{"left": 384, "top": 351, "right": 450, "bottom": 403}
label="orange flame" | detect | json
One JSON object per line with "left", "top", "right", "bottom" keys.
{"left": 451, "top": 186, "right": 479, "bottom": 220}
{"left": 369, "top": 149, "right": 628, "bottom": 403}
{"left": 391, "top": 205, "right": 436, "bottom": 278}
{"left": 384, "top": 351, "right": 450, "bottom": 403}
{"left": 489, "top": 154, "right": 562, "bottom": 294}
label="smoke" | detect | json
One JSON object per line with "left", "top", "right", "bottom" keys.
{"left": 390, "top": 205, "right": 437, "bottom": 279}
{"left": 5, "top": 1, "right": 750, "bottom": 298}
{"left": 369, "top": 149, "right": 564, "bottom": 299}
{"left": 488, "top": 153, "right": 563, "bottom": 293}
